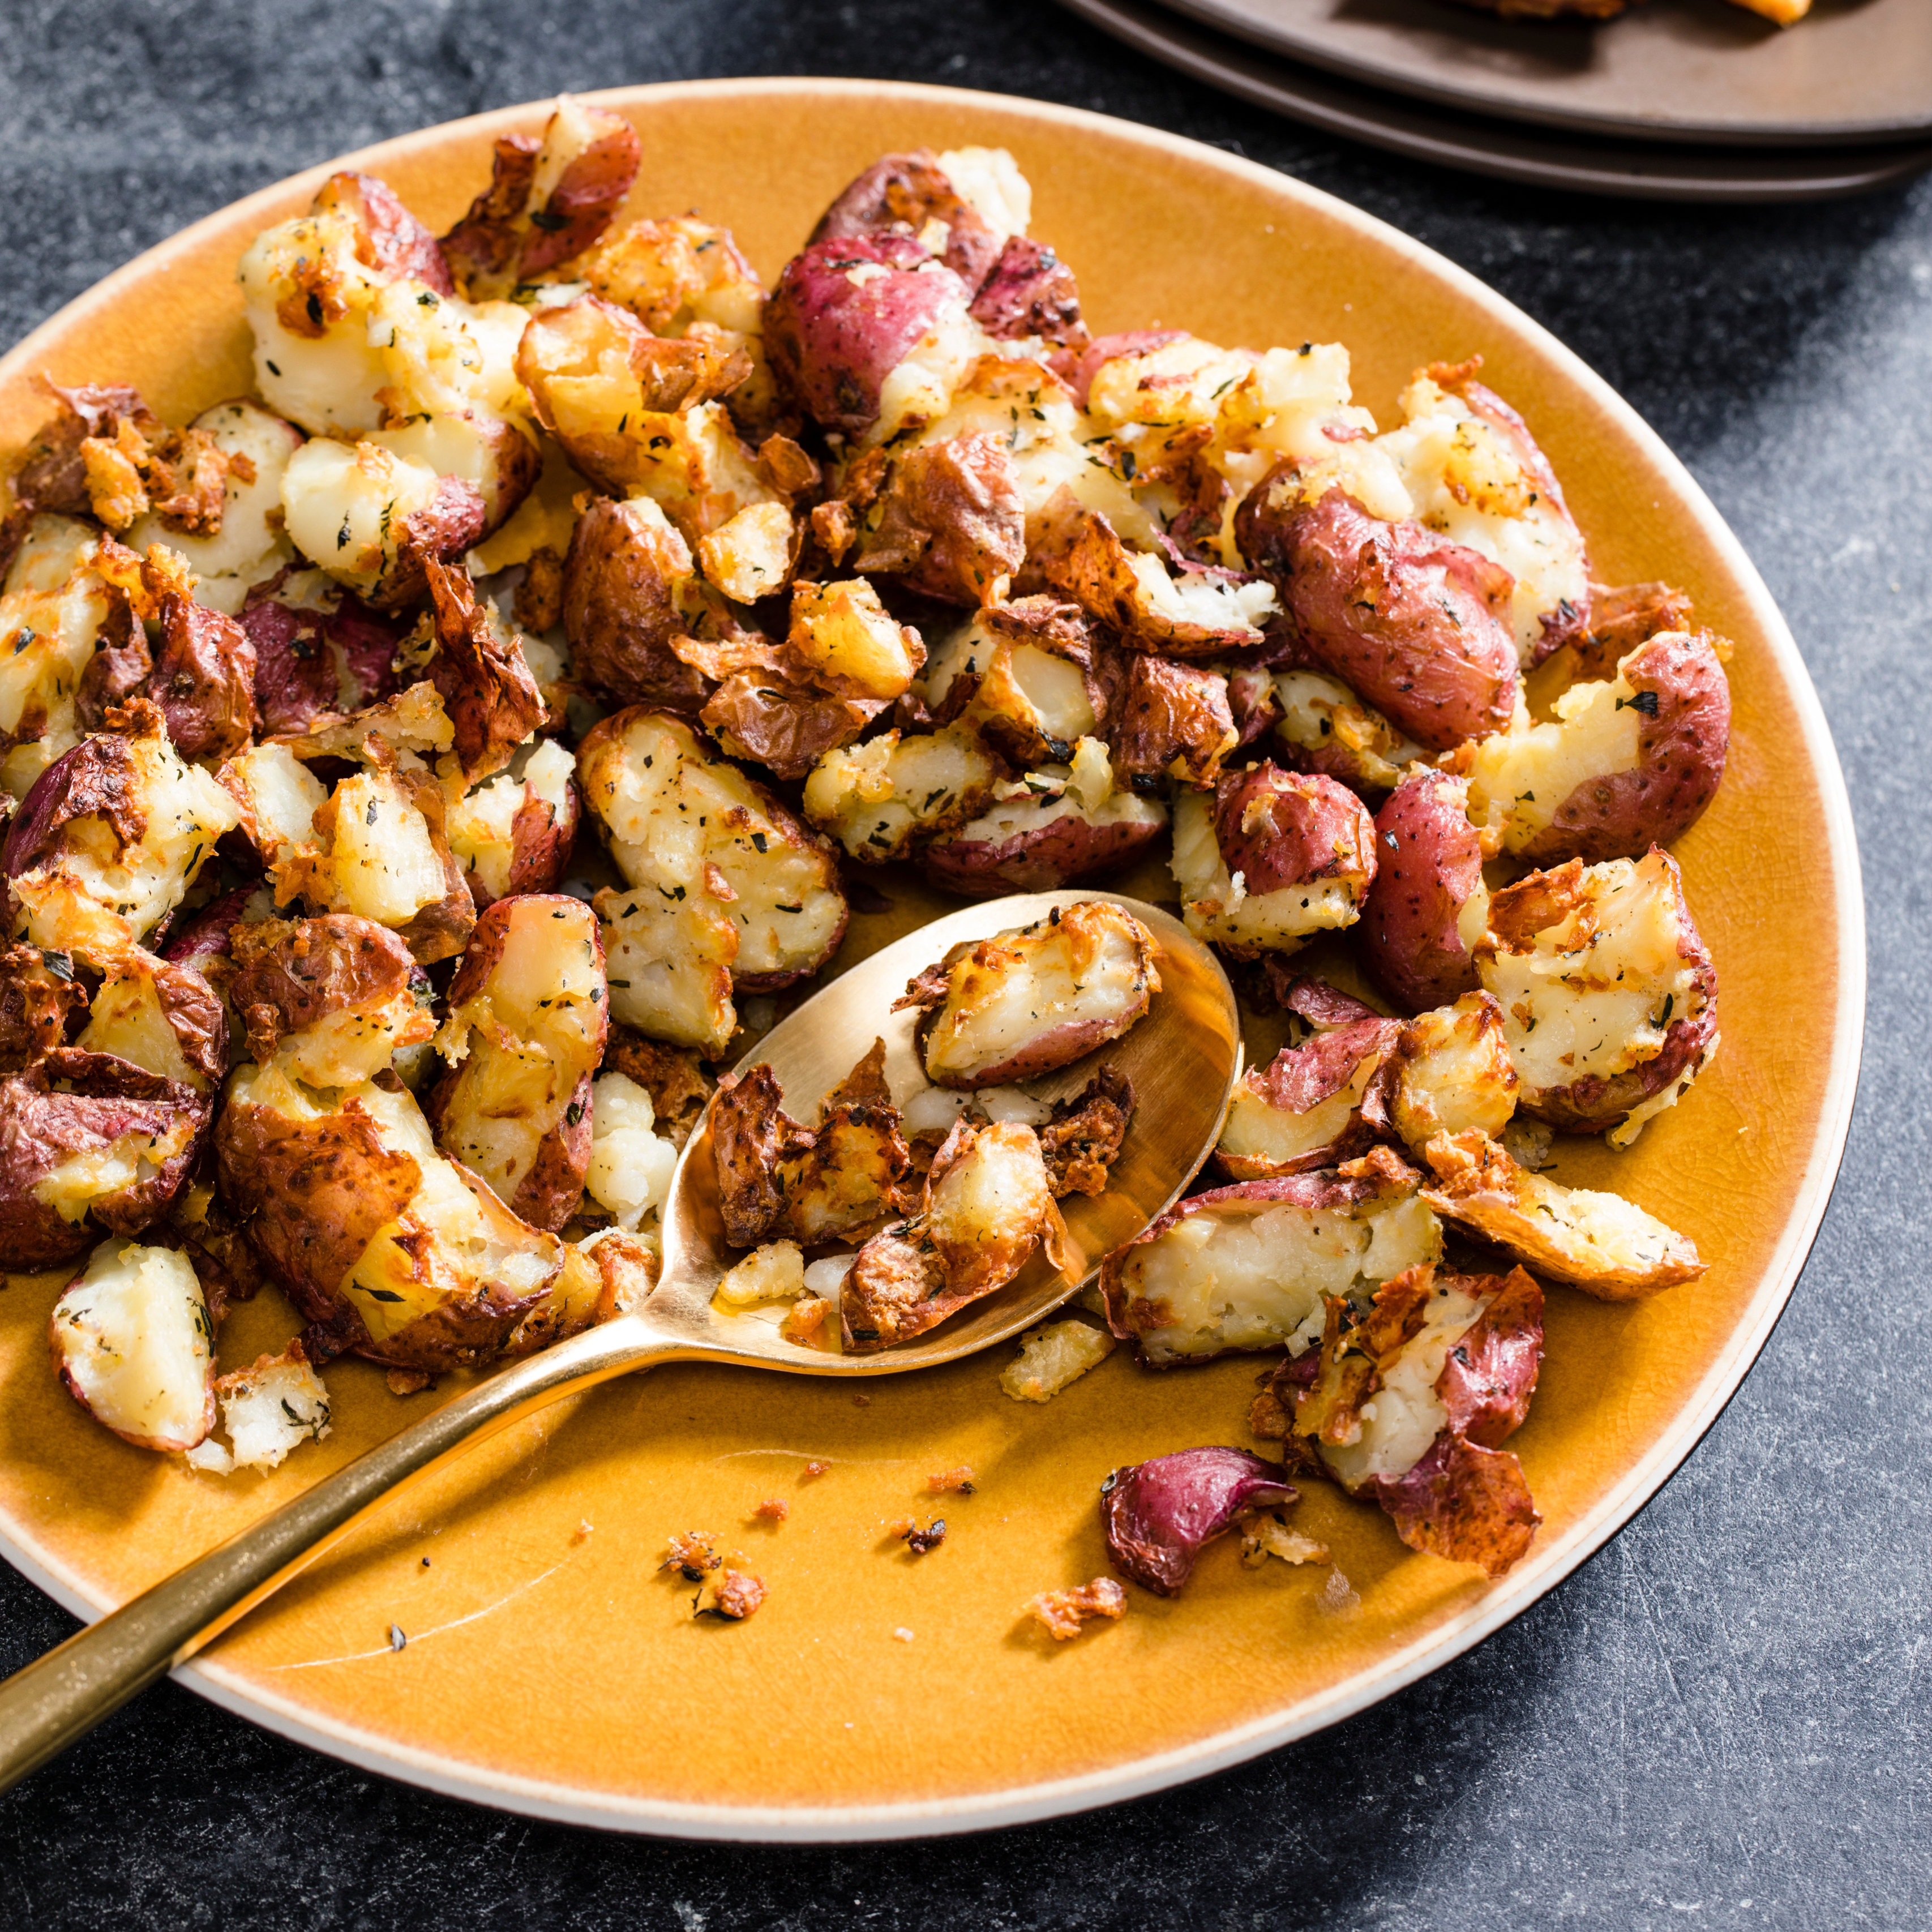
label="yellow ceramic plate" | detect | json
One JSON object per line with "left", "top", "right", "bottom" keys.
{"left": 0, "top": 80, "right": 1862, "bottom": 1840}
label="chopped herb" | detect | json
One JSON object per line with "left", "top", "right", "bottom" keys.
{"left": 361, "top": 1287, "right": 406, "bottom": 1304}
{"left": 265, "top": 359, "right": 281, "bottom": 376}
{"left": 1617, "top": 689, "right": 1661, "bottom": 717}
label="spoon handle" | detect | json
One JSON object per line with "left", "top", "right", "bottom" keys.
{"left": 0, "top": 1312, "right": 692, "bottom": 1794}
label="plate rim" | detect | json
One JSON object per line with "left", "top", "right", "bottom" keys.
{"left": 1151, "top": 0, "right": 1932, "bottom": 148}
{"left": 0, "top": 74, "right": 1867, "bottom": 1841}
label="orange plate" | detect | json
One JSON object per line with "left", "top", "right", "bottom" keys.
{"left": 0, "top": 80, "right": 1864, "bottom": 1840}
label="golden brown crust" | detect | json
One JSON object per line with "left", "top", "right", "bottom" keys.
{"left": 601, "top": 1027, "right": 712, "bottom": 1148}
{"left": 1103, "top": 652, "right": 1237, "bottom": 786}
{"left": 851, "top": 432, "right": 1026, "bottom": 607}
{"left": 227, "top": 914, "right": 420, "bottom": 1068}
{"left": 423, "top": 560, "right": 547, "bottom": 783}
{"left": 0, "top": 943, "right": 87, "bottom": 1073}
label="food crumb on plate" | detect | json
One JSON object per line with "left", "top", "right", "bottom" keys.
{"left": 1025, "top": 1579, "right": 1127, "bottom": 1641}
{"left": 752, "top": 1497, "right": 790, "bottom": 1521}
{"left": 663, "top": 1531, "right": 721, "bottom": 1580}
{"left": 1000, "top": 1319, "right": 1115, "bottom": 1402}
{"left": 892, "top": 1626, "right": 915, "bottom": 1643}
{"left": 926, "top": 1465, "right": 976, "bottom": 1494}
{"left": 388, "top": 1623, "right": 407, "bottom": 1652}
{"left": 1240, "top": 1511, "right": 1329, "bottom": 1569}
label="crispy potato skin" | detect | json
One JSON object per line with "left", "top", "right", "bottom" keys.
{"left": 1213, "top": 1014, "right": 1400, "bottom": 1180}
{"left": 77, "top": 591, "right": 257, "bottom": 765}
{"left": 1100, "top": 1447, "right": 1297, "bottom": 1597}
{"left": 241, "top": 571, "right": 402, "bottom": 737}
{"left": 312, "top": 170, "right": 453, "bottom": 294}
{"left": 561, "top": 496, "right": 714, "bottom": 713}
{"left": 225, "top": 913, "right": 421, "bottom": 1066}
{"left": 1238, "top": 481, "right": 1518, "bottom": 751}
{"left": 764, "top": 234, "right": 970, "bottom": 438}
{"left": 1213, "top": 764, "right": 1377, "bottom": 899}
{"left": 700, "top": 676, "right": 884, "bottom": 782}
{"left": 1360, "top": 772, "right": 1485, "bottom": 1013}
{"left": 8, "top": 381, "right": 157, "bottom": 521}
{"left": 2, "top": 724, "right": 148, "bottom": 883}
{"left": 1104, "top": 653, "right": 1236, "bottom": 787}
{"left": 1569, "top": 580, "right": 1694, "bottom": 683}
{"left": 0, "top": 942, "right": 87, "bottom": 1073}
{"left": 809, "top": 149, "right": 1003, "bottom": 293}
{"left": 969, "top": 237, "right": 1087, "bottom": 349}
{"left": 1514, "top": 632, "right": 1730, "bottom": 864}
{"left": 851, "top": 433, "right": 1026, "bottom": 606}
{"left": 922, "top": 792, "right": 1167, "bottom": 898}
{"left": 422, "top": 560, "right": 546, "bottom": 783}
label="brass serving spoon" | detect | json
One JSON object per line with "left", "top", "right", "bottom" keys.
{"left": 0, "top": 888, "right": 1240, "bottom": 1791}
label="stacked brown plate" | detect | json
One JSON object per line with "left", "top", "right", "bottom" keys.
{"left": 1059, "top": 0, "right": 1932, "bottom": 200}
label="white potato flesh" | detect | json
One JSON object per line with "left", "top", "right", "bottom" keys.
{"left": 620, "top": 407, "right": 776, "bottom": 540}
{"left": 445, "top": 737, "right": 575, "bottom": 903}
{"left": 924, "top": 615, "right": 1097, "bottom": 746}
{"left": 126, "top": 400, "right": 305, "bottom": 594}
{"left": 306, "top": 769, "right": 447, "bottom": 927}
{"left": 1086, "top": 335, "right": 1253, "bottom": 435}
{"left": 1000, "top": 1318, "right": 1114, "bottom": 1402}
{"left": 1209, "top": 342, "right": 1381, "bottom": 508}
{"left": 940, "top": 776, "right": 1167, "bottom": 863}
{"left": 78, "top": 965, "right": 204, "bottom": 1090}
{"left": 280, "top": 439, "right": 441, "bottom": 600}
{"left": 220, "top": 740, "right": 327, "bottom": 865}
{"left": 922, "top": 903, "right": 1157, "bottom": 1086}
{"left": 583, "top": 1071, "right": 680, "bottom": 1232}
{"left": 1169, "top": 787, "right": 1365, "bottom": 953}
{"left": 1479, "top": 851, "right": 1702, "bottom": 1095}
{"left": 1218, "top": 1053, "right": 1378, "bottom": 1171}
{"left": 0, "top": 515, "right": 110, "bottom": 799}
{"left": 580, "top": 712, "right": 843, "bottom": 986}
{"left": 370, "top": 409, "right": 533, "bottom": 531}
{"left": 187, "top": 1352, "right": 332, "bottom": 1473}
{"left": 936, "top": 145, "right": 1032, "bottom": 245}
{"left": 366, "top": 282, "right": 529, "bottom": 422}
{"left": 713, "top": 1240, "right": 806, "bottom": 1308}
{"left": 1374, "top": 374, "right": 1588, "bottom": 665}
{"left": 871, "top": 300, "right": 986, "bottom": 447}
{"left": 1120, "top": 1190, "right": 1442, "bottom": 1366}
{"left": 698, "top": 502, "right": 794, "bottom": 605}
{"left": 803, "top": 725, "right": 998, "bottom": 861}
{"left": 32, "top": 1113, "right": 199, "bottom": 1229}
{"left": 924, "top": 1119, "right": 1055, "bottom": 1253}
{"left": 282, "top": 980, "right": 430, "bottom": 1089}
{"left": 1321, "top": 1277, "right": 1488, "bottom": 1490}
{"left": 1465, "top": 662, "right": 1646, "bottom": 851}
{"left": 51, "top": 1240, "right": 213, "bottom": 1451}
{"left": 789, "top": 579, "right": 918, "bottom": 700}
{"left": 12, "top": 730, "right": 238, "bottom": 958}
{"left": 595, "top": 886, "right": 738, "bottom": 1053}
{"left": 1125, "top": 550, "right": 1276, "bottom": 641}
{"left": 1391, "top": 993, "right": 1519, "bottom": 1150}
{"left": 1271, "top": 670, "right": 1422, "bottom": 791}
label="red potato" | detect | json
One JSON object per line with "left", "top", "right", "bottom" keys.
{"left": 1100, "top": 1447, "right": 1298, "bottom": 1597}
{"left": 239, "top": 568, "right": 403, "bottom": 737}
{"left": 421, "top": 559, "right": 547, "bottom": 783}
{"left": 763, "top": 233, "right": 974, "bottom": 439}
{"left": 7, "top": 382, "right": 156, "bottom": 521}
{"left": 809, "top": 149, "right": 1005, "bottom": 294}
{"left": 1236, "top": 478, "right": 1518, "bottom": 751}
{"left": 311, "top": 170, "right": 453, "bottom": 294}
{"left": 1479, "top": 848, "right": 1718, "bottom": 1145}
{"left": 440, "top": 97, "right": 641, "bottom": 300}
{"left": 849, "top": 431, "right": 1026, "bottom": 607}
{"left": 49, "top": 1237, "right": 216, "bottom": 1452}
{"left": 802, "top": 723, "right": 1001, "bottom": 863}
{"left": 1213, "top": 1014, "right": 1401, "bottom": 1180}
{"left": 76, "top": 946, "right": 229, "bottom": 1093}
{"left": 1387, "top": 992, "right": 1519, "bottom": 1153}
{"left": 700, "top": 676, "right": 886, "bottom": 784}
{"left": 1064, "top": 331, "right": 1184, "bottom": 413}
{"left": 225, "top": 913, "right": 431, "bottom": 1087}
{"left": 445, "top": 738, "right": 581, "bottom": 909}
{"left": 560, "top": 494, "right": 716, "bottom": 714}
{"left": 0, "top": 512, "right": 115, "bottom": 800}
{"left": 921, "top": 779, "right": 1167, "bottom": 898}
{"left": 1100, "top": 1150, "right": 1441, "bottom": 1366}
{"left": 970, "top": 237, "right": 1087, "bottom": 350}
{"left": 1567, "top": 580, "right": 1694, "bottom": 684}
{"left": 1269, "top": 668, "right": 1421, "bottom": 799}
{"left": 159, "top": 884, "right": 262, "bottom": 978}
{"left": 77, "top": 586, "right": 257, "bottom": 765}
{"left": 922, "top": 598, "right": 1100, "bottom": 768}
{"left": 0, "top": 941, "right": 87, "bottom": 1072}
{"left": 427, "top": 895, "right": 607, "bottom": 1231}
{"left": 894, "top": 900, "right": 1160, "bottom": 1089}
{"left": 0, "top": 1051, "right": 209, "bottom": 1267}
{"left": 1466, "top": 629, "right": 1731, "bottom": 864}
{"left": 1359, "top": 770, "right": 1489, "bottom": 1013}
{"left": 1102, "top": 652, "right": 1237, "bottom": 786}
{"left": 1169, "top": 765, "right": 1377, "bottom": 957}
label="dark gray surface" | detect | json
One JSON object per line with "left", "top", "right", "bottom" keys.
{"left": 1, "top": 2, "right": 1925, "bottom": 1926}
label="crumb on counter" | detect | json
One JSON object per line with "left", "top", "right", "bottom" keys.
{"left": 1240, "top": 1511, "right": 1330, "bottom": 1569}
{"left": 752, "top": 1498, "right": 790, "bottom": 1521}
{"left": 927, "top": 1466, "right": 976, "bottom": 1495}
{"left": 1000, "top": 1320, "right": 1115, "bottom": 1403}
{"left": 1025, "top": 1578, "right": 1128, "bottom": 1641}
{"left": 663, "top": 1531, "right": 721, "bottom": 1580}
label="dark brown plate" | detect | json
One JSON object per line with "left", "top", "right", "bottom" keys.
{"left": 1061, "top": 0, "right": 1932, "bottom": 199}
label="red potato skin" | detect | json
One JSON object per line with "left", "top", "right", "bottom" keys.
{"left": 701, "top": 676, "right": 885, "bottom": 782}
{"left": 225, "top": 913, "right": 421, "bottom": 1066}
{"left": 1099, "top": 1447, "right": 1297, "bottom": 1596}
{"left": 2, "top": 716, "right": 148, "bottom": 880}
{"left": 0, "top": 943, "right": 87, "bottom": 1072}
{"left": 8, "top": 380, "right": 157, "bottom": 520}
{"left": 1515, "top": 631, "right": 1732, "bottom": 866}
{"left": 764, "top": 234, "right": 971, "bottom": 437}
{"left": 1436, "top": 1265, "right": 1543, "bottom": 1447}
{"left": 160, "top": 884, "right": 261, "bottom": 976}
{"left": 969, "top": 237, "right": 1087, "bottom": 350}
{"left": 1064, "top": 331, "right": 1183, "bottom": 412}
{"left": 920, "top": 804, "right": 1167, "bottom": 898}
{"left": 809, "top": 149, "right": 1003, "bottom": 294}
{"left": 1360, "top": 771, "right": 1485, "bottom": 1013}
{"left": 311, "top": 170, "right": 455, "bottom": 294}
{"left": 1214, "top": 1015, "right": 1400, "bottom": 1180}
{"left": 241, "top": 572, "right": 403, "bottom": 737}
{"left": 471, "top": 776, "right": 581, "bottom": 909}
{"left": 78, "top": 593, "right": 258, "bottom": 765}
{"left": 1237, "top": 480, "right": 1518, "bottom": 751}
{"left": 1367, "top": 1430, "right": 1540, "bottom": 1579}
{"left": 851, "top": 431, "right": 1026, "bottom": 606}
{"left": 1106, "top": 653, "right": 1236, "bottom": 786}
{"left": 423, "top": 559, "right": 547, "bottom": 783}
{"left": 1210, "top": 764, "right": 1377, "bottom": 898}
{"left": 560, "top": 495, "right": 713, "bottom": 715}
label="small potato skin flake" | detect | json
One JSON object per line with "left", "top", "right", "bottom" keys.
{"left": 1025, "top": 1578, "right": 1126, "bottom": 1640}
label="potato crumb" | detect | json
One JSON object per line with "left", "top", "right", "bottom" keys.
{"left": 700, "top": 1565, "right": 766, "bottom": 1621}
{"left": 386, "top": 1366, "right": 431, "bottom": 1395}
{"left": 1000, "top": 1319, "right": 1115, "bottom": 1403}
{"left": 892, "top": 1626, "right": 915, "bottom": 1643}
{"left": 852, "top": 1393, "right": 871, "bottom": 1407}
{"left": 663, "top": 1530, "right": 721, "bottom": 1580}
{"left": 780, "top": 1293, "right": 835, "bottom": 1347}
{"left": 1239, "top": 1512, "right": 1330, "bottom": 1569}
{"left": 926, "top": 1466, "right": 977, "bottom": 1495}
{"left": 803, "top": 1459, "right": 830, "bottom": 1479}
{"left": 1318, "top": 1568, "right": 1361, "bottom": 1616}
{"left": 1025, "top": 1578, "right": 1128, "bottom": 1641}
{"left": 899, "top": 1519, "right": 946, "bottom": 1555}
{"left": 714, "top": 1240, "right": 806, "bottom": 1308}
{"left": 752, "top": 1498, "right": 790, "bottom": 1521}
{"left": 1072, "top": 1280, "right": 1109, "bottom": 1320}
{"left": 573, "top": 1519, "right": 594, "bottom": 1543}
{"left": 1500, "top": 1117, "right": 1555, "bottom": 1172}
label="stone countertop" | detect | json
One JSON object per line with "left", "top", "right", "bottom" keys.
{"left": 1, "top": 2, "right": 1925, "bottom": 1926}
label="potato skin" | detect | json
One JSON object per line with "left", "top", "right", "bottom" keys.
{"left": 225, "top": 913, "right": 421, "bottom": 1067}
{"left": 1211, "top": 764, "right": 1377, "bottom": 899}
{"left": 1360, "top": 771, "right": 1486, "bottom": 1013}
{"left": 764, "top": 234, "right": 970, "bottom": 437}
{"left": 77, "top": 590, "right": 257, "bottom": 765}
{"left": 240, "top": 571, "right": 402, "bottom": 737}
{"left": 809, "top": 149, "right": 1003, "bottom": 293}
{"left": 423, "top": 560, "right": 547, "bottom": 784}
{"left": 921, "top": 791, "right": 1167, "bottom": 898}
{"left": 0, "top": 941, "right": 87, "bottom": 1073}
{"left": 1104, "top": 653, "right": 1236, "bottom": 787}
{"left": 311, "top": 169, "right": 453, "bottom": 293}
{"left": 700, "top": 676, "right": 884, "bottom": 782}
{"left": 969, "top": 236, "right": 1087, "bottom": 349}
{"left": 1237, "top": 479, "right": 1518, "bottom": 751}
{"left": 850, "top": 432, "right": 1026, "bottom": 606}
{"left": 561, "top": 495, "right": 714, "bottom": 714}
{"left": 1513, "top": 631, "right": 1730, "bottom": 864}
{"left": 1213, "top": 1014, "right": 1400, "bottom": 1180}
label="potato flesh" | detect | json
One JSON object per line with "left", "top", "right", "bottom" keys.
{"left": 871, "top": 303, "right": 984, "bottom": 447}
{"left": 0, "top": 517, "right": 110, "bottom": 796}
{"left": 1219, "top": 1055, "right": 1377, "bottom": 1169}
{"left": 314, "top": 770, "right": 448, "bottom": 927}
{"left": 1125, "top": 550, "right": 1276, "bottom": 640}
{"left": 78, "top": 967, "right": 203, "bottom": 1090}
{"left": 52, "top": 1240, "right": 212, "bottom": 1451}
{"left": 14, "top": 732, "right": 239, "bottom": 956}
{"left": 224, "top": 740, "right": 327, "bottom": 864}
{"left": 1391, "top": 993, "right": 1518, "bottom": 1150}
{"left": 238, "top": 211, "right": 390, "bottom": 436}
{"left": 1466, "top": 670, "right": 1643, "bottom": 851}
{"left": 936, "top": 145, "right": 1031, "bottom": 243}
{"left": 582, "top": 1070, "right": 679, "bottom": 1233}
{"left": 803, "top": 725, "right": 997, "bottom": 860}
{"left": 1169, "top": 787, "right": 1364, "bottom": 952}
{"left": 1480, "top": 852, "right": 1699, "bottom": 1093}
{"left": 923, "top": 906, "right": 1154, "bottom": 1085}
{"left": 789, "top": 579, "right": 918, "bottom": 700}
{"left": 944, "top": 780, "right": 1166, "bottom": 858}
{"left": 126, "top": 400, "right": 301, "bottom": 597}
{"left": 280, "top": 439, "right": 441, "bottom": 602}
{"left": 596, "top": 888, "right": 737, "bottom": 1053}
{"left": 281, "top": 986, "right": 429, "bottom": 1088}
{"left": 1374, "top": 375, "right": 1588, "bottom": 664}
{"left": 713, "top": 1239, "right": 806, "bottom": 1308}
{"left": 32, "top": 1115, "right": 199, "bottom": 1227}
{"left": 1320, "top": 1279, "right": 1487, "bottom": 1489}
{"left": 924, "top": 1118, "right": 1056, "bottom": 1257}
{"left": 1000, "top": 1317, "right": 1113, "bottom": 1402}
{"left": 370, "top": 411, "right": 526, "bottom": 530}
{"left": 926, "top": 617, "right": 1097, "bottom": 746}
{"left": 1122, "top": 1191, "right": 1442, "bottom": 1366}
{"left": 189, "top": 1353, "right": 332, "bottom": 1473}
{"left": 445, "top": 738, "right": 575, "bottom": 903}
{"left": 1271, "top": 670, "right": 1420, "bottom": 790}
{"left": 699, "top": 502, "right": 794, "bottom": 605}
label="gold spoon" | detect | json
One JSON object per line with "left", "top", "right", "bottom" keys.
{"left": 0, "top": 887, "right": 1240, "bottom": 1791}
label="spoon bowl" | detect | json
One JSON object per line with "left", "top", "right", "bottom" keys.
{"left": 0, "top": 890, "right": 1240, "bottom": 1789}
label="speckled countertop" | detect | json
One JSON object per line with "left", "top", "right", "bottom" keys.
{"left": 0, "top": 3, "right": 1925, "bottom": 1926}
